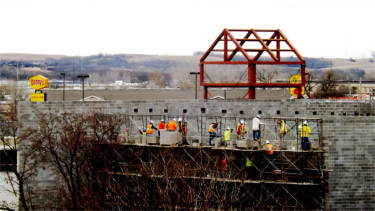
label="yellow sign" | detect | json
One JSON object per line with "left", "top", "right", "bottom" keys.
{"left": 289, "top": 74, "right": 304, "bottom": 97}
{"left": 30, "top": 93, "right": 46, "bottom": 102}
{"left": 29, "top": 75, "right": 49, "bottom": 90}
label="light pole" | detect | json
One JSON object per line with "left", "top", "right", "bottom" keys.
{"left": 190, "top": 72, "right": 200, "bottom": 99}
{"left": 77, "top": 74, "right": 89, "bottom": 101}
{"left": 60, "top": 73, "right": 65, "bottom": 101}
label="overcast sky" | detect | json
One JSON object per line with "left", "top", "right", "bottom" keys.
{"left": 0, "top": 0, "right": 374, "bottom": 59}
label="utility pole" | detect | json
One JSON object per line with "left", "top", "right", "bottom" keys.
{"left": 190, "top": 72, "right": 200, "bottom": 99}
{"left": 77, "top": 74, "right": 89, "bottom": 101}
{"left": 61, "top": 73, "right": 66, "bottom": 101}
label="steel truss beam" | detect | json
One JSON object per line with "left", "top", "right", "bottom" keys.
{"left": 200, "top": 28, "right": 306, "bottom": 99}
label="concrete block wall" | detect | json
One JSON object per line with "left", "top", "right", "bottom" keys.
{"left": 18, "top": 99, "right": 375, "bottom": 210}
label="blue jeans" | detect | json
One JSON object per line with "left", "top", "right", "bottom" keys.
{"left": 301, "top": 137, "right": 310, "bottom": 150}
{"left": 253, "top": 130, "right": 260, "bottom": 140}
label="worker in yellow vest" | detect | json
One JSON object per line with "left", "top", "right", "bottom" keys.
{"left": 298, "top": 121, "right": 311, "bottom": 150}
{"left": 223, "top": 127, "right": 232, "bottom": 146}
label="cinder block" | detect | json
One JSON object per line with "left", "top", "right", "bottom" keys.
{"left": 188, "top": 136, "right": 201, "bottom": 144}
{"left": 134, "top": 135, "right": 142, "bottom": 145}
{"left": 311, "top": 141, "right": 319, "bottom": 150}
{"left": 117, "top": 134, "right": 126, "bottom": 143}
{"left": 160, "top": 132, "right": 181, "bottom": 145}
{"left": 214, "top": 138, "right": 221, "bottom": 147}
{"left": 128, "top": 135, "right": 136, "bottom": 144}
{"left": 250, "top": 140, "right": 261, "bottom": 150}
{"left": 141, "top": 135, "right": 147, "bottom": 145}
{"left": 147, "top": 136, "right": 160, "bottom": 145}
{"left": 236, "top": 140, "right": 251, "bottom": 149}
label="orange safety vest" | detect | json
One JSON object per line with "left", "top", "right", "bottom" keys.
{"left": 146, "top": 124, "right": 153, "bottom": 135}
{"left": 221, "top": 159, "right": 227, "bottom": 171}
{"left": 158, "top": 122, "right": 165, "bottom": 130}
{"left": 237, "top": 124, "right": 243, "bottom": 134}
{"left": 209, "top": 124, "right": 216, "bottom": 132}
{"left": 168, "top": 121, "right": 177, "bottom": 131}
{"left": 266, "top": 143, "right": 274, "bottom": 154}
{"left": 180, "top": 122, "right": 187, "bottom": 133}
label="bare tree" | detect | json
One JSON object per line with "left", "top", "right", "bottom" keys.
{"left": 313, "top": 69, "right": 344, "bottom": 98}
{"left": 256, "top": 66, "right": 279, "bottom": 83}
{"left": 0, "top": 102, "right": 39, "bottom": 211}
{"left": 25, "top": 110, "right": 126, "bottom": 209}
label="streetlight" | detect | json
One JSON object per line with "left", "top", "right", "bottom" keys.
{"left": 190, "top": 72, "right": 200, "bottom": 99}
{"left": 60, "top": 73, "right": 65, "bottom": 101}
{"left": 77, "top": 74, "right": 89, "bottom": 101}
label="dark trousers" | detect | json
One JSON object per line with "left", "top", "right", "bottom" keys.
{"left": 301, "top": 137, "right": 310, "bottom": 150}
{"left": 253, "top": 130, "right": 260, "bottom": 140}
{"left": 209, "top": 132, "right": 216, "bottom": 145}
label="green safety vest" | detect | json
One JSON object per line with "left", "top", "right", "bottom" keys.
{"left": 224, "top": 130, "right": 231, "bottom": 141}
{"left": 246, "top": 158, "right": 252, "bottom": 167}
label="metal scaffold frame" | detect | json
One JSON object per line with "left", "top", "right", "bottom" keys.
{"left": 95, "top": 115, "right": 328, "bottom": 210}
{"left": 199, "top": 28, "right": 306, "bottom": 99}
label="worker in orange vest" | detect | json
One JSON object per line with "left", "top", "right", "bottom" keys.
{"left": 208, "top": 122, "right": 218, "bottom": 146}
{"left": 265, "top": 140, "right": 274, "bottom": 154}
{"left": 146, "top": 121, "right": 157, "bottom": 136}
{"left": 237, "top": 120, "right": 245, "bottom": 139}
{"left": 158, "top": 119, "right": 165, "bottom": 136}
{"left": 167, "top": 118, "right": 177, "bottom": 131}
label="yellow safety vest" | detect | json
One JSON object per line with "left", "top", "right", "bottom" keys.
{"left": 298, "top": 125, "right": 311, "bottom": 137}
{"left": 246, "top": 158, "right": 252, "bottom": 167}
{"left": 224, "top": 130, "right": 231, "bottom": 141}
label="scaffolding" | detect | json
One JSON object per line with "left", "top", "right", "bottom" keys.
{"left": 96, "top": 116, "right": 328, "bottom": 210}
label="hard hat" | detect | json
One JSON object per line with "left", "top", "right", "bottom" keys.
{"left": 266, "top": 140, "right": 270, "bottom": 144}
{"left": 240, "top": 120, "right": 244, "bottom": 124}
{"left": 257, "top": 115, "right": 260, "bottom": 118}
{"left": 143, "top": 128, "right": 146, "bottom": 132}
{"left": 173, "top": 118, "right": 177, "bottom": 121}
{"left": 226, "top": 127, "right": 230, "bottom": 130}
{"left": 161, "top": 119, "right": 164, "bottom": 122}
{"left": 178, "top": 118, "right": 182, "bottom": 122}
{"left": 303, "top": 121, "right": 307, "bottom": 125}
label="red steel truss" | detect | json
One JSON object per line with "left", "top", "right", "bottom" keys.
{"left": 200, "top": 28, "right": 305, "bottom": 99}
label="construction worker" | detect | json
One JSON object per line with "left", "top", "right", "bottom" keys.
{"left": 277, "top": 119, "right": 288, "bottom": 134}
{"left": 178, "top": 118, "right": 189, "bottom": 145}
{"left": 245, "top": 157, "right": 253, "bottom": 179}
{"left": 298, "top": 121, "right": 311, "bottom": 150}
{"left": 237, "top": 120, "right": 245, "bottom": 139}
{"left": 158, "top": 119, "right": 165, "bottom": 136}
{"left": 252, "top": 115, "right": 264, "bottom": 141}
{"left": 146, "top": 121, "right": 157, "bottom": 136}
{"left": 265, "top": 140, "right": 273, "bottom": 154}
{"left": 142, "top": 128, "right": 147, "bottom": 136}
{"left": 167, "top": 118, "right": 178, "bottom": 131}
{"left": 208, "top": 122, "right": 218, "bottom": 146}
{"left": 221, "top": 158, "right": 227, "bottom": 172}
{"left": 223, "top": 127, "right": 232, "bottom": 146}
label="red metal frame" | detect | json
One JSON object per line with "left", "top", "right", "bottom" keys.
{"left": 200, "top": 28, "right": 305, "bottom": 99}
